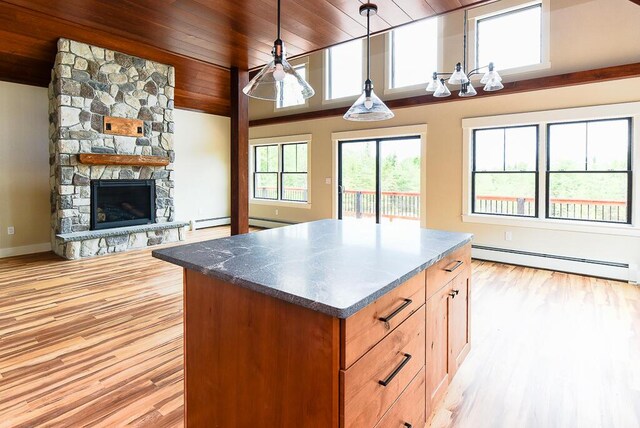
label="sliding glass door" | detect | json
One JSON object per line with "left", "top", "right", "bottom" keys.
{"left": 338, "top": 136, "right": 421, "bottom": 226}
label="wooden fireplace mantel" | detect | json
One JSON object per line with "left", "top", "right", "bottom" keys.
{"left": 77, "top": 154, "right": 170, "bottom": 167}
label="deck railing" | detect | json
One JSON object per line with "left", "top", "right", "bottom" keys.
{"left": 475, "top": 195, "right": 628, "bottom": 223}
{"left": 255, "top": 188, "right": 627, "bottom": 223}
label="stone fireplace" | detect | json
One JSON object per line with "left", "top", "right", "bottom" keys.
{"left": 49, "top": 38, "right": 187, "bottom": 259}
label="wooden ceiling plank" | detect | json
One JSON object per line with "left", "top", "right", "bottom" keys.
{"left": 425, "top": 0, "right": 462, "bottom": 14}
{"left": 391, "top": 0, "right": 436, "bottom": 20}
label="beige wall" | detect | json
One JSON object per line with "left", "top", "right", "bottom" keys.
{"left": 173, "top": 109, "right": 230, "bottom": 223}
{"left": 249, "top": 77, "right": 640, "bottom": 274}
{"left": 0, "top": 82, "right": 50, "bottom": 255}
{"left": 249, "top": 0, "right": 640, "bottom": 120}
{"left": 0, "top": 81, "right": 231, "bottom": 256}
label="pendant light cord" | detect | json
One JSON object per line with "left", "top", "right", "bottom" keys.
{"left": 366, "top": 8, "right": 371, "bottom": 80}
{"left": 277, "top": 0, "right": 281, "bottom": 40}
{"left": 463, "top": 8, "right": 467, "bottom": 74}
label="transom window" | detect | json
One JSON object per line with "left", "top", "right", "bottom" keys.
{"left": 547, "top": 119, "right": 632, "bottom": 224}
{"left": 472, "top": 126, "right": 539, "bottom": 217}
{"left": 276, "top": 64, "right": 307, "bottom": 109}
{"left": 476, "top": 3, "right": 542, "bottom": 71}
{"left": 253, "top": 142, "right": 308, "bottom": 203}
{"left": 326, "top": 40, "right": 363, "bottom": 100}
{"left": 389, "top": 18, "right": 438, "bottom": 89}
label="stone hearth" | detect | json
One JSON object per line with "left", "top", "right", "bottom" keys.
{"left": 48, "top": 38, "right": 186, "bottom": 259}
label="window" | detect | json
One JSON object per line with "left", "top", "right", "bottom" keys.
{"left": 276, "top": 64, "right": 307, "bottom": 109}
{"left": 472, "top": 126, "right": 538, "bottom": 217}
{"left": 254, "top": 145, "right": 279, "bottom": 200}
{"left": 252, "top": 141, "right": 309, "bottom": 203}
{"left": 326, "top": 39, "right": 363, "bottom": 100}
{"left": 281, "top": 143, "right": 308, "bottom": 202}
{"left": 463, "top": 103, "right": 638, "bottom": 233}
{"left": 476, "top": 3, "right": 542, "bottom": 71}
{"left": 390, "top": 18, "right": 438, "bottom": 89}
{"left": 547, "top": 119, "right": 632, "bottom": 224}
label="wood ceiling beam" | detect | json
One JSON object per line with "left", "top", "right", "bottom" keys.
{"left": 249, "top": 62, "right": 640, "bottom": 127}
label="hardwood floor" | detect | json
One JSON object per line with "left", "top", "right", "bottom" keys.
{"left": 1, "top": 231, "right": 638, "bottom": 427}
{"left": 0, "top": 227, "right": 245, "bottom": 427}
{"left": 431, "top": 261, "right": 640, "bottom": 428}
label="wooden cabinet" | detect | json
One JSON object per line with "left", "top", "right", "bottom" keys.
{"left": 426, "top": 282, "right": 450, "bottom": 412}
{"left": 425, "top": 247, "right": 472, "bottom": 417}
{"left": 182, "top": 243, "right": 471, "bottom": 427}
{"left": 448, "top": 269, "right": 471, "bottom": 378}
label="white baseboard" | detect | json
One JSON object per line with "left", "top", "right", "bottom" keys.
{"left": 192, "top": 217, "right": 231, "bottom": 230}
{"left": 0, "top": 242, "right": 52, "bottom": 258}
{"left": 249, "top": 218, "right": 296, "bottom": 229}
{"left": 472, "top": 246, "right": 633, "bottom": 283}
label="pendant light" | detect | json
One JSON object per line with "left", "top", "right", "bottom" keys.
{"left": 243, "top": 0, "right": 314, "bottom": 102}
{"left": 344, "top": 2, "right": 394, "bottom": 121}
{"left": 426, "top": 9, "right": 503, "bottom": 98}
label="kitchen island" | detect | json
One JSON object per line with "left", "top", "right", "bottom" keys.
{"left": 153, "top": 219, "right": 472, "bottom": 427}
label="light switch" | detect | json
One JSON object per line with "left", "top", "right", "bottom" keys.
{"left": 325, "top": 178, "right": 331, "bottom": 185}
{"left": 7, "top": 226, "right": 15, "bottom": 235}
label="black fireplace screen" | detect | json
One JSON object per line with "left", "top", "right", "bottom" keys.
{"left": 90, "top": 180, "right": 156, "bottom": 230}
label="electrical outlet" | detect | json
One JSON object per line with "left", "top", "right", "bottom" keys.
{"left": 325, "top": 177, "right": 331, "bottom": 185}
{"left": 275, "top": 209, "right": 279, "bottom": 216}
{"left": 7, "top": 226, "right": 15, "bottom": 235}
{"left": 504, "top": 231, "right": 512, "bottom": 241}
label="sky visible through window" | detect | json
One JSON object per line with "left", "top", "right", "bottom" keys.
{"left": 277, "top": 64, "right": 306, "bottom": 108}
{"left": 391, "top": 18, "right": 438, "bottom": 88}
{"left": 477, "top": 4, "right": 542, "bottom": 71}
{"left": 328, "top": 39, "right": 363, "bottom": 99}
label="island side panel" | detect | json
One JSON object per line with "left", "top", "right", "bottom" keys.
{"left": 184, "top": 269, "right": 340, "bottom": 427}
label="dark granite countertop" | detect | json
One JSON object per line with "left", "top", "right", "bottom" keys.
{"left": 152, "top": 219, "right": 472, "bottom": 318}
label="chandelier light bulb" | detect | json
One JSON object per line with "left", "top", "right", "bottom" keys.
{"left": 433, "top": 79, "right": 451, "bottom": 98}
{"left": 448, "top": 62, "right": 469, "bottom": 85}
{"left": 364, "top": 97, "right": 374, "bottom": 109}
{"left": 273, "top": 63, "right": 286, "bottom": 81}
{"left": 484, "top": 78, "right": 504, "bottom": 92}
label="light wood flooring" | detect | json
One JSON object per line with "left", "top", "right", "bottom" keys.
{"left": 1, "top": 227, "right": 639, "bottom": 427}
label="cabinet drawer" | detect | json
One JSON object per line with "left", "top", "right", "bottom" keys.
{"left": 341, "top": 306, "right": 426, "bottom": 428}
{"left": 342, "top": 271, "right": 425, "bottom": 369}
{"left": 426, "top": 244, "right": 470, "bottom": 300}
{"left": 374, "top": 367, "right": 426, "bottom": 428}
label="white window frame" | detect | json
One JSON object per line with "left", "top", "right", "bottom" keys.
{"left": 384, "top": 17, "right": 442, "bottom": 95}
{"left": 467, "top": 0, "right": 551, "bottom": 78}
{"left": 462, "top": 102, "right": 640, "bottom": 237}
{"left": 249, "top": 134, "right": 312, "bottom": 209}
{"left": 323, "top": 40, "right": 365, "bottom": 105}
{"left": 274, "top": 59, "right": 310, "bottom": 112}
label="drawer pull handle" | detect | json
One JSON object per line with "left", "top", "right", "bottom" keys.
{"left": 404, "top": 424, "right": 413, "bottom": 428}
{"left": 378, "top": 353, "right": 412, "bottom": 387}
{"left": 378, "top": 299, "right": 413, "bottom": 326}
{"left": 444, "top": 260, "right": 464, "bottom": 272}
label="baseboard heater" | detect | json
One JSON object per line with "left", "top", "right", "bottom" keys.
{"left": 472, "top": 244, "right": 634, "bottom": 283}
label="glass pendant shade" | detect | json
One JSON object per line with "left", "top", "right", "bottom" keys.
{"left": 433, "top": 80, "right": 451, "bottom": 98}
{"left": 459, "top": 82, "right": 477, "bottom": 97}
{"left": 448, "top": 63, "right": 469, "bottom": 85}
{"left": 480, "top": 69, "right": 502, "bottom": 84}
{"left": 344, "top": 3, "right": 393, "bottom": 122}
{"left": 426, "top": 77, "right": 438, "bottom": 92}
{"left": 483, "top": 78, "right": 504, "bottom": 92}
{"left": 343, "top": 88, "right": 394, "bottom": 121}
{"left": 243, "top": 57, "right": 314, "bottom": 102}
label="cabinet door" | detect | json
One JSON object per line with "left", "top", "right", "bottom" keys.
{"left": 426, "top": 284, "right": 449, "bottom": 412}
{"left": 448, "top": 269, "right": 470, "bottom": 378}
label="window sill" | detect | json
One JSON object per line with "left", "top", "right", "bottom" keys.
{"left": 462, "top": 213, "right": 640, "bottom": 237}
{"left": 383, "top": 83, "right": 428, "bottom": 96}
{"left": 322, "top": 94, "right": 359, "bottom": 106}
{"left": 274, "top": 102, "right": 309, "bottom": 113}
{"left": 250, "top": 199, "right": 312, "bottom": 209}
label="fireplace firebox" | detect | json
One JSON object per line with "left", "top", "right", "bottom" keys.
{"left": 90, "top": 180, "right": 156, "bottom": 230}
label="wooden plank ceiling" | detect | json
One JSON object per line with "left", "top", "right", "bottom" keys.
{"left": 0, "top": 0, "right": 490, "bottom": 116}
